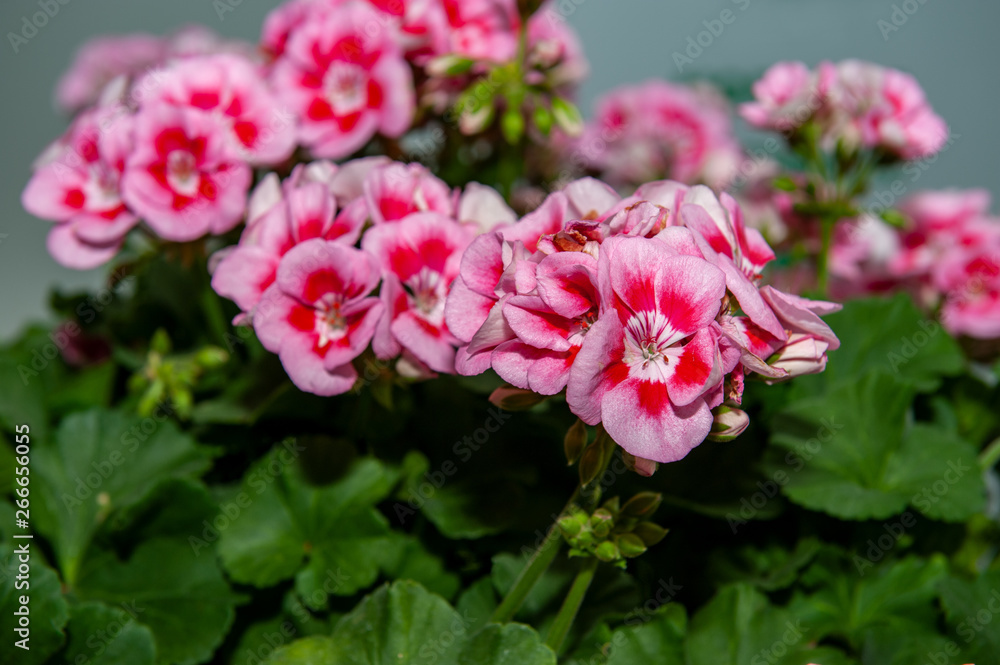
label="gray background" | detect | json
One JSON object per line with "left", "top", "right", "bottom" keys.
{"left": 2, "top": 0, "right": 998, "bottom": 340}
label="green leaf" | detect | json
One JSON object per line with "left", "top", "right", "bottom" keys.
{"left": 708, "top": 538, "right": 822, "bottom": 592}
{"left": 61, "top": 601, "right": 156, "bottom": 665}
{"left": 377, "top": 534, "right": 460, "bottom": 600}
{"left": 604, "top": 604, "right": 686, "bottom": 665}
{"left": 0, "top": 356, "right": 48, "bottom": 441}
{"left": 268, "top": 636, "right": 338, "bottom": 665}
{"left": 328, "top": 580, "right": 468, "bottom": 664}
{"left": 30, "top": 408, "right": 212, "bottom": 585}
{"left": 75, "top": 538, "right": 242, "bottom": 665}
{"left": 795, "top": 554, "right": 951, "bottom": 664}
{"left": 458, "top": 623, "right": 556, "bottom": 665}
{"left": 267, "top": 582, "right": 555, "bottom": 665}
{"left": 685, "top": 584, "right": 827, "bottom": 665}
{"left": 0, "top": 542, "right": 69, "bottom": 664}
{"left": 790, "top": 295, "right": 963, "bottom": 395}
{"left": 883, "top": 424, "right": 985, "bottom": 521}
{"left": 937, "top": 570, "right": 1000, "bottom": 664}
{"left": 218, "top": 447, "right": 417, "bottom": 608}
{"left": 768, "top": 372, "right": 982, "bottom": 521}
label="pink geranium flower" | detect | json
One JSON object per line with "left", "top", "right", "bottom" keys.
{"left": 270, "top": 1, "right": 415, "bottom": 158}
{"left": 578, "top": 80, "right": 742, "bottom": 190}
{"left": 254, "top": 239, "right": 384, "bottom": 395}
{"left": 22, "top": 106, "right": 137, "bottom": 269}
{"left": 140, "top": 53, "right": 296, "bottom": 165}
{"left": 491, "top": 251, "right": 600, "bottom": 394}
{"left": 362, "top": 212, "right": 475, "bottom": 372}
{"left": 121, "top": 104, "right": 251, "bottom": 242}
{"left": 567, "top": 236, "right": 727, "bottom": 463}
{"left": 55, "top": 33, "right": 165, "bottom": 113}
{"left": 211, "top": 177, "right": 362, "bottom": 319}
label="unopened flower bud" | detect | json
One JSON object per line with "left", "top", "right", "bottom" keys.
{"left": 632, "top": 522, "right": 669, "bottom": 547}
{"left": 621, "top": 492, "right": 663, "bottom": 519}
{"left": 594, "top": 541, "right": 620, "bottom": 562}
{"left": 767, "top": 334, "right": 829, "bottom": 382}
{"left": 488, "top": 385, "right": 547, "bottom": 411}
{"left": 616, "top": 533, "right": 647, "bottom": 558}
{"left": 708, "top": 405, "right": 750, "bottom": 442}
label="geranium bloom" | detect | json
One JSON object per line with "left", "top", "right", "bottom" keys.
{"left": 566, "top": 237, "right": 727, "bottom": 463}
{"left": 491, "top": 251, "right": 600, "bottom": 394}
{"left": 362, "top": 212, "right": 475, "bottom": 372}
{"left": 121, "top": 104, "right": 252, "bottom": 242}
{"left": 741, "top": 59, "right": 947, "bottom": 160}
{"left": 270, "top": 1, "right": 415, "bottom": 158}
{"left": 211, "top": 177, "right": 362, "bottom": 319}
{"left": 22, "top": 106, "right": 137, "bottom": 269}
{"left": 55, "top": 33, "right": 165, "bottom": 112}
{"left": 140, "top": 53, "right": 296, "bottom": 165}
{"left": 441, "top": 0, "right": 519, "bottom": 63}
{"left": 254, "top": 239, "right": 384, "bottom": 395}
{"left": 262, "top": 0, "right": 448, "bottom": 62}
{"left": 361, "top": 162, "right": 455, "bottom": 225}
{"left": 577, "top": 80, "right": 742, "bottom": 190}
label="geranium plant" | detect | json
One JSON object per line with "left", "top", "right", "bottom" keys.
{"left": 2, "top": 2, "right": 997, "bottom": 665}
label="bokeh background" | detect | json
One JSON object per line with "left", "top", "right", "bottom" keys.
{"left": 2, "top": 0, "right": 998, "bottom": 340}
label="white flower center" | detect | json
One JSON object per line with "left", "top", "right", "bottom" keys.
{"left": 166, "top": 150, "right": 199, "bottom": 197}
{"left": 324, "top": 62, "right": 367, "bottom": 116}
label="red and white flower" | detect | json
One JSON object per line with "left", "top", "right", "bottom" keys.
{"left": 270, "top": 1, "right": 415, "bottom": 158}
{"left": 362, "top": 212, "right": 475, "bottom": 372}
{"left": 140, "top": 53, "right": 296, "bottom": 165}
{"left": 121, "top": 104, "right": 252, "bottom": 242}
{"left": 254, "top": 239, "right": 384, "bottom": 395}
{"left": 22, "top": 106, "right": 137, "bottom": 269}
{"left": 566, "top": 237, "right": 727, "bottom": 463}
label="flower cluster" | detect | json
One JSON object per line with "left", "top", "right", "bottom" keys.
{"left": 23, "top": 29, "right": 291, "bottom": 267}
{"left": 211, "top": 158, "right": 514, "bottom": 394}
{"left": 24, "top": 0, "right": 584, "bottom": 270}
{"left": 740, "top": 60, "right": 948, "bottom": 161}
{"left": 833, "top": 189, "right": 1000, "bottom": 340}
{"left": 573, "top": 80, "right": 742, "bottom": 191}
{"left": 446, "top": 178, "right": 840, "bottom": 469}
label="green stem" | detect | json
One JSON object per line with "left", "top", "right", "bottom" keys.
{"left": 979, "top": 437, "right": 1000, "bottom": 471}
{"left": 491, "top": 522, "right": 564, "bottom": 623}
{"left": 545, "top": 557, "right": 599, "bottom": 653}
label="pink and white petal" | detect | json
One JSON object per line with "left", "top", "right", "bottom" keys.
{"left": 490, "top": 340, "right": 534, "bottom": 390}
{"left": 458, "top": 232, "right": 505, "bottom": 296}
{"left": 503, "top": 296, "right": 574, "bottom": 352}
{"left": 276, "top": 240, "right": 381, "bottom": 305}
{"left": 601, "top": 377, "right": 713, "bottom": 463}
{"left": 663, "top": 328, "right": 722, "bottom": 407}
{"left": 716, "top": 255, "right": 785, "bottom": 339}
{"left": 391, "top": 310, "right": 457, "bottom": 374}
{"left": 526, "top": 349, "right": 576, "bottom": 395}
{"left": 71, "top": 212, "right": 138, "bottom": 245}
{"left": 445, "top": 277, "right": 496, "bottom": 343}
{"left": 455, "top": 343, "right": 493, "bottom": 376}
{"left": 563, "top": 177, "right": 620, "bottom": 220}
{"left": 22, "top": 166, "right": 88, "bottom": 222}
{"left": 535, "top": 252, "right": 599, "bottom": 319}
{"left": 252, "top": 285, "right": 314, "bottom": 353}
{"left": 322, "top": 297, "right": 384, "bottom": 370}
{"left": 373, "top": 58, "right": 416, "bottom": 138}
{"left": 458, "top": 182, "right": 516, "bottom": 232}
{"left": 372, "top": 274, "right": 403, "bottom": 360}
{"left": 287, "top": 182, "right": 336, "bottom": 242}
{"left": 500, "top": 191, "right": 569, "bottom": 253}
{"left": 211, "top": 245, "right": 281, "bottom": 313}
{"left": 279, "top": 335, "right": 358, "bottom": 396}
{"left": 465, "top": 297, "right": 516, "bottom": 357}
{"left": 566, "top": 314, "right": 623, "bottom": 426}
{"left": 46, "top": 224, "right": 120, "bottom": 270}
{"left": 760, "top": 286, "right": 841, "bottom": 349}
